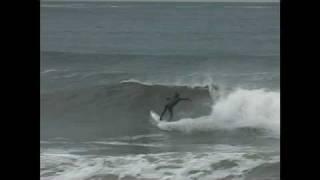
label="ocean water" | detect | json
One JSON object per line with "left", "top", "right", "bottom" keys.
{"left": 40, "top": 1, "right": 280, "bottom": 180}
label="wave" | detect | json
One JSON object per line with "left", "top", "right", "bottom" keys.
{"left": 156, "top": 88, "right": 280, "bottom": 136}
{"left": 41, "top": 69, "right": 58, "bottom": 74}
{"left": 120, "top": 78, "right": 219, "bottom": 90}
{"left": 41, "top": 81, "right": 213, "bottom": 139}
{"left": 41, "top": 3, "right": 87, "bottom": 8}
{"left": 224, "top": 5, "right": 275, "bottom": 9}
{"left": 40, "top": 144, "right": 279, "bottom": 180}
{"left": 87, "top": 141, "right": 163, "bottom": 148}
{"left": 104, "top": 133, "right": 168, "bottom": 141}
{"left": 120, "top": 78, "right": 155, "bottom": 86}
{"left": 42, "top": 79, "right": 279, "bottom": 139}
{"left": 41, "top": 2, "right": 134, "bottom": 9}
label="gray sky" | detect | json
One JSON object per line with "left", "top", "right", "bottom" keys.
{"left": 42, "top": 0, "right": 279, "bottom": 2}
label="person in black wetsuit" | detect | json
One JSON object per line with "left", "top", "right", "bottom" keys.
{"left": 160, "top": 92, "right": 191, "bottom": 121}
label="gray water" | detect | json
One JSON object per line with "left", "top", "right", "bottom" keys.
{"left": 41, "top": 2, "right": 280, "bottom": 180}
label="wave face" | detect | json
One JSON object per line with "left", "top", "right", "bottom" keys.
{"left": 41, "top": 81, "right": 214, "bottom": 139}
{"left": 42, "top": 79, "right": 279, "bottom": 140}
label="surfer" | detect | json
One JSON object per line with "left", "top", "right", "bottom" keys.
{"left": 160, "top": 92, "right": 191, "bottom": 121}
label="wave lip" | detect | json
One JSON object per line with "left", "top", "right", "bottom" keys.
{"left": 120, "top": 78, "right": 155, "bottom": 86}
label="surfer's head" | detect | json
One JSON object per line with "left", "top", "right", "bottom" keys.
{"left": 174, "top": 92, "right": 180, "bottom": 98}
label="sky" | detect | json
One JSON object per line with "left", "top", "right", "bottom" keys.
{"left": 42, "top": 0, "right": 279, "bottom": 2}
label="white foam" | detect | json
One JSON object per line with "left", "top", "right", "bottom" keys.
{"left": 120, "top": 78, "right": 155, "bottom": 86}
{"left": 41, "top": 4, "right": 65, "bottom": 8}
{"left": 107, "top": 133, "right": 168, "bottom": 141}
{"left": 41, "top": 3, "right": 86, "bottom": 9}
{"left": 129, "top": 133, "right": 168, "bottom": 140}
{"left": 41, "top": 69, "right": 57, "bottom": 74}
{"left": 41, "top": 145, "right": 279, "bottom": 180}
{"left": 224, "top": 6, "right": 274, "bottom": 9}
{"left": 157, "top": 88, "right": 280, "bottom": 136}
{"left": 119, "top": 78, "right": 216, "bottom": 90}
{"left": 88, "top": 141, "right": 164, "bottom": 148}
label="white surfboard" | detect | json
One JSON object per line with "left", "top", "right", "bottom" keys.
{"left": 150, "top": 110, "right": 161, "bottom": 125}
{"left": 150, "top": 111, "right": 175, "bottom": 131}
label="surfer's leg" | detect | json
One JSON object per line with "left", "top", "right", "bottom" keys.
{"left": 160, "top": 106, "right": 168, "bottom": 120}
{"left": 168, "top": 108, "right": 173, "bottom": 121}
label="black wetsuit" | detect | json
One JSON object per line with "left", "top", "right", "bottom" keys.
{"left": 160, "top": 96, "right": 190, "bottom": 121}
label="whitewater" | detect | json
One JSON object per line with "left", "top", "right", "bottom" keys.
{"left": 157, "top": 88, "right": 279, "bottom": 137}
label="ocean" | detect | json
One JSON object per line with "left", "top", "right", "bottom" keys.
{"left": 40, "top": 1, "right": 280, "bottom": 180}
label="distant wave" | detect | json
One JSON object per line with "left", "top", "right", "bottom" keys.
{"left": 41, "top": 69, "right": 58, "bottom": 74}
{"left": 224, "top": 5, "right": 274, "bottom": 9}
{"left": 41, "top": 3, "right": 132, "bottom": 9}
{"left": 41, "top": 3, "right": 86, "bottom": 8}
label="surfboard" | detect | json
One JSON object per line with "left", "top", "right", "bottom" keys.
{"left": 150, "top": 110, "right": 161, "bottom": 125}
{"left": 150, "top": 111, "right": 174, "bottom": 131}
